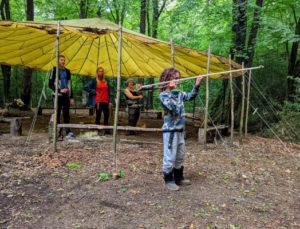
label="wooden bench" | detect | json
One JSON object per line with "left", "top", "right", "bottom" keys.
{"left": 198, "top": 125, "right": 229, "bottom": 144}
{"left": 0, "top": 117, "right": 23, "bottom": 136}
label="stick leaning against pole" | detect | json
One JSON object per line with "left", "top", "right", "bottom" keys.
{"left": 112, "top": 22, "right": 122, "bottom": 176}
{"left": 53, "top": 20, "right": 61, "bottom": 153}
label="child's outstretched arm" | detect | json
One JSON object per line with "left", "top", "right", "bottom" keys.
{"left": 182, "top": 76, "right": 204, "bottom": 102}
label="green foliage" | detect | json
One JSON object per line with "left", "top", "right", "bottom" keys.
{"left": 66, "top": 162, "right": 81, "bottom": 169}
{"left": 264, "top": 78, "right": 300, "bottom": 143}
{"left": 1, "top": 0, "right": 300, "bottom": 142}
{"left": 98, "top": 172, "right": 112, "bottom": 182}
{"left": 117, "top": 170, "right": 125, "bottom": 178}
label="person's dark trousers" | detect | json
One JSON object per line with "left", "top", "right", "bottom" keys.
{"left": 127, "top": 107, "right": 140, "bottom": 135}
{"left": 95, "top": 102, "right": 109, "bottom": 125}
{"left": 89, "top": 107, "right": 94, "bottom": 116}
{"left": 56, "top": 94, "right": 71, "bottom": 135}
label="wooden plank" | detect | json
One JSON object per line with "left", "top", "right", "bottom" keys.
{"left": 57, "top": 124, "right": 162, "bottom": 132}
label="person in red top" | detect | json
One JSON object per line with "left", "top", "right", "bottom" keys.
{"left": 84, "top": 67, "right": 112, "bottom": 127}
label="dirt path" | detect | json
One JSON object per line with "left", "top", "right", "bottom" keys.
{"left": 0, "top": 115, "right": 300, "bottom": 228}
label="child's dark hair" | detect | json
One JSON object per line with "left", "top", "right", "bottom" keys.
{"left": 159, "top": 67, "right": 181, "bottom": 91}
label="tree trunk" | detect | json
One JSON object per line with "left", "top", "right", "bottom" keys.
{"left": 138, "top": 0, "right": 147, "bottom": 87}
{"left": 1, "top": 65, "right": 11, "bottom": 104}
{"left": 0, "top": 0, "right": 11, "bottom": 105}
{"left": 21, "top": 0, "right": 34, "bottom": 108}
{"left": 147, "top": 0, "right": 167, "bottom": 108}
{"left": 80, "top": 0, "right": 88, "bottom": 18}
{"left": 245, "top": 0, "right": 264, "bottom": 68}
{"left": 287, "top": 16, "right": 300, "bottom": 101}
{"left": 140, "top": 0, "right": 147, "bottom": 34}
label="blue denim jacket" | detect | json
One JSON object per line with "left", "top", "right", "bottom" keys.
{"left": 159, "top": 86, "right": 200, "bottom": 132}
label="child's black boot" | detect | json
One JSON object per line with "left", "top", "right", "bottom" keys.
{"left": 163, "top": 172, "right": 180, "bottom": 191}
{"left": 174, "top": 166, "right": 191, "bottom": 186}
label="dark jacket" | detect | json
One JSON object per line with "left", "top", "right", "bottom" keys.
{"left": 49, "top": 67, "right": 73, "bottom": 98}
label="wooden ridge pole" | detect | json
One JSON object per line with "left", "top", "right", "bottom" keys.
{"left": 245, "top": 70, "right": 252, "bottom": 137}
{"left": 112, "top": 22, "right": 122, "bottom": 173}
{"left": 229, "top": 55, "right": 234, "bottom": 143}
{"left": 53, "top": 20, "right": 61, "bottom": 152}
{"left": 204, "top": 46, "right": 211, "bottom": 149}
{"left": 239, "top": 62, "right": 245, "bottom": 138}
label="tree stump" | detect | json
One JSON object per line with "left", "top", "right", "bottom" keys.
{"left": 10, "top": 118, "right": 22, "bottom": 136}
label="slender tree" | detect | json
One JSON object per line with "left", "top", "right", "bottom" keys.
{"left": 80, "top": 0, "right": 89, "bottom": 18}
{"left": 106, "top": 0, "right": 126, "bottom": 24}
{"left": 21, "top": 0, "right": 34, "bottom": 108}
{"left": 0, "top": 0, "right": 11, "bottom": 105}
{"left": 146, "top": 0, "right": 167, "bottom": 109}
{"left": 231, "top": 0, "right": 264, "bottom": 117}
{"left": 287, "top": 6, "right": 300, "bottom": 101}
{"left": 140, "top": 0, "right": 147, "bottom": 34}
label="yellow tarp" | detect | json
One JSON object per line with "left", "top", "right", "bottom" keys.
{"left": 0, "top": 18, "right": 241, "bottom": 78}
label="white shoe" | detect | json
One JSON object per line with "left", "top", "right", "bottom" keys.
{"left": 66, "top": 132, "right": 75, "bottom": 140}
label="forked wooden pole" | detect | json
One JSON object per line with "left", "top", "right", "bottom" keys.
{"left": 53, "top": 20, "right": 61, "bottom": 153}
{"left": 112, "top": 22, "right": 122, "bottom": 173}
{"left": 245, "top": 70, "right": 252, "bottom": 137}
{"left": 239, "top": 62, "right": 245, "bottom": 138}
{"left": 204, "top": 46, "right": 211, "bottom": 149}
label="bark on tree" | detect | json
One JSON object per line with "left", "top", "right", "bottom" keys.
{"left": 106, "top": 0, "right": 126, "bottom": 25}
{"left": 245, "top": 0, "right": 264, "bottom": 68}
{"left": 140, "top": 0, "right": 147, "bottom": 34}
{"left": 287, "top": 12, "right": 300, "bottom": 101}
{"left": 146, "top": 0, "right": 167, "bottom": 109}
{"left": 229, "top": 0, "right": 263, "bottom": 125}
{"left": 21, "top": 0, "right": 34, "bottom": 108}
{"left": 138, "top": 0, "right": 147, "bottom": 86}
{"left": 151, "top": 0, "right": 167, "bottom": 38}
{"left": 80, "top": 0, "right": 89, "bottom": 19}
{"left": 0, "top": 0, "right": 11, "bottom": 105}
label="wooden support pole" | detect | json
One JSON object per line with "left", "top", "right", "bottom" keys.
{"left": 53, "top": 20, "right": 61, "bottom": 153}
{"left": 203, "top": 46, "right": 211, "bottom": 149}
{"left": 239, "top": 62, "right": 245, "bottom": 138}
{"left": 245, "top": 70, "right": 252, "bottom": 137}
{"left": 229, "top": 55, "right": 234, "bottom": 143}
{"left": 112, "top": 22, "right": 122, "bottom": 173}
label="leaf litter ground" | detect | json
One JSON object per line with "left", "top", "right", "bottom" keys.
{"left": 0, "top": 114, "right": 300, "bottom": 229}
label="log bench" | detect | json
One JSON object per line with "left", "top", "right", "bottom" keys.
{"left": 198, "top": 125, "right": 229, "bottom": 144}
{"left": 0, "top": 117, "right": 23, "bottom": 136}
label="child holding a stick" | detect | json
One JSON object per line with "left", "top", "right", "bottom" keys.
{"left": 159, "top": 67, "right": 204, "bottom": 191}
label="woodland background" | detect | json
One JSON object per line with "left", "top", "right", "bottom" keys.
{"left": 0, "top": 0, "right": 299, "bottom": 142}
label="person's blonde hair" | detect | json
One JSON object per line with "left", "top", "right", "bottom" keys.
{"left": 96, "top": 67, "right": 105, "bottom": 83}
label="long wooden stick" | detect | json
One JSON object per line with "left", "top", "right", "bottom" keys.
{"left": 112, "top": 22, "right": 122, "bottom": 173}
{"left": 139, "top": 65, "right": 264, "bottom": 91}
{"left": 229, "top": 55, "right": 234, "bottom": 143}
{"left": 204, "top": 46, "right": 211, "bottom": 149}
{"left": 245, "top": 70, "right": 252, "bottom": 137}
{"left": 53, "top": 20, "right": 61, "bottom": 153}
{"left": 239, "top": 62, "right": 245, "bottom": 138}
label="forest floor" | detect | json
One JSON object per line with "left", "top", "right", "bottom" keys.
{"left": 0, "top": 112, "right": 300, "bottom": 229}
